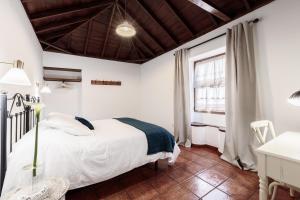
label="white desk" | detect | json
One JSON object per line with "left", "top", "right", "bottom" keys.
{"left": 256, "top": 132, "right": 300, "bottom": 200}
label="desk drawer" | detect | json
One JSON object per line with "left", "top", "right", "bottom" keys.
{"left": 282, "top": 160, "right": 300, "bottom": 188}
{"left": 266, "top": 156, "right": 281, "bottom": 180}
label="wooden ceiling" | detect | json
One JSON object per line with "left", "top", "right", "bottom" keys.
{"left": 21, "top": 0, "right": 274, "bottom": 64}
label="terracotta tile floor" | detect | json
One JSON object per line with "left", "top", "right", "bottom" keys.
{"left": 66, "top": 146, "right": 299, "bottom": 200}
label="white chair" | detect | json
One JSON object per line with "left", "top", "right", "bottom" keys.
{"left": 250, "top": 120, "right": 276, "bottom": 145}
{"left": 251, "top": 120, "right": 297, "bottom": 200}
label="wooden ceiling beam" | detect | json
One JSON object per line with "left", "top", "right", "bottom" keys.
{"left": 46, "top": 49, "right": 146, "bottom": 64}
{"left": 187, "top": 0, "right": 231, "bottom": 22}
{"left": 117, "top": 3, "right": 165, "bottom": 51}
{"left": 23, "top": 0, "right": 272, "bottom": 64}
{"left": 51, "top": 4, "right": 113, "bottom": 46}
{"left": 134, "top": 37, "right": 155, "bottom": 57}
{"left": 30, "top": 1, "right": 111, "bottom": 22}
{"left": 242, "top": 0, "right": 251, "bottom": 10}
{"left": 101, "top": 4, "right": 116, "bottom": 57}
{"left": 129, "top": 58, "right": 147, "bottom": 64}
{"left": 36, "top": 18, "right": 89, "bottom": 35}
{"left": 42, "top": 5, "right": 112, "bottom": 50}
{"left": 131, "top": 39, "right": 146, "bottom": 59}
{"left": 115, "top": 41, "right": 122, "bottom": 59}
{"left": 207, "top": 13, "right": 219, "bottom": 27}
{"left": 130, "top": 40, "right": 140, "bottom": 59}
{"left": 40, "top": 40, "right": 71, "bottom": 54}
{"left": 43, "top": 33, "right": 65, "bottom": 42}
{"left": 84, "top": 21, "right": 93, "bottom": 55}
{"left": 128, "top": 58, "right": 148, "bottom": 63}
{"left": 135, "top": 0, "right": 178, "bottom": 45}
{"left": 41, "top": 25, "right": 81, "bottom": 45}
{"left": 126, "top": 42, "right": 133, "bottom": 59}
{"left": 164, "top": 0, "right": 195, "bottom": 36}
{"left": 67, "top": 34, "right": 72, "bottom": 49}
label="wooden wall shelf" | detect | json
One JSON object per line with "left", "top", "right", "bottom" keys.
{"left": 43, "top": 66, "right": 82, "bottom": 82}
{"left": 43, "top": 67, "right": 81, "bottom": 72}
{"left": 91, "top": 80, "right": 121, "bottom": 86}
{"left": 43, "top": 77, "right": 82, "bottom": 82}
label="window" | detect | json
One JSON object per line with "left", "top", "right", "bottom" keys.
{"left": 194, "top": 53, "right": 225, "bottom": 114}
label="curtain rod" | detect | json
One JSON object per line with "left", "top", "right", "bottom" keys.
{"left": 174, "top": 18, "right": 260, "bottom": 55}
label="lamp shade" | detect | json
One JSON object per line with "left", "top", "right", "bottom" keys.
{"left": 116, "top": 21, "right": 136, "bottom": 37}
{"left": 0, "top": 68, "right": 31, "bottom": 86}
{"left": 288, "top": 90, "right": 300, "bottom": 106}
{"left": 40, "top": 85, "right": 51, "bottom": 94}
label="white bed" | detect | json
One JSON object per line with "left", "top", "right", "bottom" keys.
{"left": 1, "top": 118, "right": 180, "bottom": 195}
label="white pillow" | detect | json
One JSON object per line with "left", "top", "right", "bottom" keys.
{"left": 43, "top": 113, "right": 92, "bottom": 136}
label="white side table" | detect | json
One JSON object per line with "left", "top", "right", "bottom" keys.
{"left": 2, "top": 177, "right": 69, "bottom": 200}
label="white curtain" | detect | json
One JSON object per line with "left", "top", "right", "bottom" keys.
{"left": 174, "top": 49, "right": 192, "bottom": 147}
{"left": 194, "top": 55, "right": 225, "bottom": 112}
{"left": 221, "top": 22, "right": 258, "bottom": 170}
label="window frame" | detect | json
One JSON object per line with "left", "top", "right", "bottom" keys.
{"left": 193, "top": 53, "right": 226, "bottom": 115}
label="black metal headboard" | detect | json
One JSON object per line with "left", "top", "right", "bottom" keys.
{"left": 0, "top": 92, "right": 36, "bottom": 193}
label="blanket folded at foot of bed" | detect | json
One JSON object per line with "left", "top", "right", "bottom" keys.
{"left": 115, "top": 118, "right": 175, "bottom": 155}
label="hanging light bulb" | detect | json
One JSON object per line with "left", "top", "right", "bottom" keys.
{"left": 116, "top": 21, "right": 136, "bottom": 37}
{"left": 116, "top": 0, "right": 136, "bottom": 37}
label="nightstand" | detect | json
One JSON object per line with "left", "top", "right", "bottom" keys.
{"left": 2, "top": 177, "right": 69, "bottom": 200}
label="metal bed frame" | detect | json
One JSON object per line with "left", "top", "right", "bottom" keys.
{"left": 0, "top": 92, "right": 160, "bottom": 194}
{"left": 0, "top": 92, "right": 36, "bottom": 193}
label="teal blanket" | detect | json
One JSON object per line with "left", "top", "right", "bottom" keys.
{"left": 115, "top": 118, "right": 175, "bottom": 155}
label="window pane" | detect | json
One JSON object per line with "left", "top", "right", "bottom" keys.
{"left": 194, "top": 54, "right": 225, "bottom": 113}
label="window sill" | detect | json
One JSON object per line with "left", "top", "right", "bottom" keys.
{"left": 194, "top": 110, "right": 225, "bottom": 115}
{"left": 191, "top": 122, "right": 226, "bottom": 133}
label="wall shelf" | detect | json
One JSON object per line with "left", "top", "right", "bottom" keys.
{"left": 91, "top": 80, "right": 121, "bottom": 86}
{"left": 43, "top": 77, "right": 82, "bottom": 82}
{"left": 43, "top": 67, "right": 82, "bottom": 82}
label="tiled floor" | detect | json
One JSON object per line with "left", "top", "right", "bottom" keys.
{"left": 66, "top": 146, "right": 298, "bottom": 200}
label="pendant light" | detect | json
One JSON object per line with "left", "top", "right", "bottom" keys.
{"left": 116, "top": 0, "right": 136, "bottom": 37}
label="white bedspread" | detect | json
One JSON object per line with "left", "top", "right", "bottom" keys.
{"left": 1, "top": 119, "right": 180, "bottom": 195}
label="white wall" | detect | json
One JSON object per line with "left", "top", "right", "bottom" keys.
{"left": 0, "top": 0, "right": 42, "bottom": 96}
{"left": 42, "top": 52, "right": 141, "bottom": 120}
{"left": 140, "top": 0, "right": 300, "bottom": 134}
{"left": 140, "top": 55, "right": 175, "bottom": 132}
{"left": 2, "top": 0, "right": 300, "bottom": 136}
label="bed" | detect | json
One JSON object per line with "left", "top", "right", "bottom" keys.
{"left": 0, "top": 96, "right": 180, "bottom": 196}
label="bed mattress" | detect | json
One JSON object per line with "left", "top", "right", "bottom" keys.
{"left": 1, "top": 119, "right": 180, "bottom": 195}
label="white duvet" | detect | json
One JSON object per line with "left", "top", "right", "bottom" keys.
{"left": 2, "top": 119, "right": 180, "bottom": 195}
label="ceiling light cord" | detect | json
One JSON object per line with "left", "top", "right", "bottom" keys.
{"left": 115, "top": 0, "right": 136, "bottom": 38}
{"left": 125, "top": 0, "right": 127, "bottom": 21}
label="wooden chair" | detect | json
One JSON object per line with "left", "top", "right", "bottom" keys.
{"left": 251, "top": 120, "right": 297, "bottom": 200}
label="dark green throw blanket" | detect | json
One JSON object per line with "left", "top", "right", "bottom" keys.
{"left": 115, "top": 118, "right": 175, "bottom": 155}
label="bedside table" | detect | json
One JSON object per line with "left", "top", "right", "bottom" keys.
{"left": 2, "top": 177, "right": 69, "bottom": 200}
